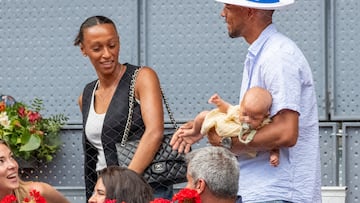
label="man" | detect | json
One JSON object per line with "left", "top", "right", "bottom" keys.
{"left": 171, "top": 0, "right": 321, "bottom": 202}
{"left": 185, "top": 146, "right": 239, "bottom": 203}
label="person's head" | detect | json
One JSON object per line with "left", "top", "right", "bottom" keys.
{"left": 0, "top": 95, "right": 16, "bottom": 107}
{"left": 240, "top": 86, "right": 272, "bottom": 129}
{"left": 74, "top": 16, "right": 120, "bottom": 76}
{"left": 0, "top": 140, "right": 19, "bottom": 199}
{"left": 216, "top": 0, "right": 293, "bottom": 43}
{"left": 88, "top": 166, "right": 153, "bottom": 203}
{"left": 185, "top": 146, "right": 239, "bottom": 201}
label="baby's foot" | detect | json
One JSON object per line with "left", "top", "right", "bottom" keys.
{"left": 270, "top": 154, "right": 279, "bottom": 167}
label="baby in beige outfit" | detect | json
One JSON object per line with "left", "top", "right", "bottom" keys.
{"left": 181, "top": 87, "right": 279, "bottom": 167}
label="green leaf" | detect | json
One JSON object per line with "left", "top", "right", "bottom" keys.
{"left": 19, "top": 135, "right": 41, "bottom": 151}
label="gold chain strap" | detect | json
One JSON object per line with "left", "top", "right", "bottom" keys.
{"left": 120, "top": 68, "right": 178, "bottom": 146}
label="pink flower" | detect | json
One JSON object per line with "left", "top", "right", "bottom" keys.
{"left": 27, "top": 111, "right": 42, "bottom": 124}
{"left": 17, "top": 106, "right": 26, "bottom": 118}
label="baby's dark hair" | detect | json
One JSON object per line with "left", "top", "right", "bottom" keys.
{"left": 73, "top": 15, "right": 117, "bottom": 46}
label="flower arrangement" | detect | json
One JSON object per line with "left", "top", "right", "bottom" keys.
{"left": 150, "top": 198, "right": 171, "bottom": 203}
{"left": 150, "top": 188, "right": 201, "bottom": 203}
{"left": 172, "top": 188, "right": 201, "bottom": 203}
{"left": 104, "top": 188, "right": 201, "bottom": 203}
{"left": 0, "top": 195, "right": 16, "bottom": 203}
{"left": 0, "top": 96, "right": 68, "bottom": 162}
{"left": 104, "top": 200, "right": 117, "bottom": 203}
{"left": 0, "top": 189, "right": 46, "bottom": 203}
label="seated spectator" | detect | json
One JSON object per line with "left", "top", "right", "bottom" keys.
{"left": 0, "top": 139, "right": 71, "bottom": 203}
{"left": 88, "top": 165, "right": 154, "bottom": 203}
{"left": 185, "top": 146, "right": 239, "bottom": 203}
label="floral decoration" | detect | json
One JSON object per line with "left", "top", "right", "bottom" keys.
{"left": 150, "top": 188, "right": 201, "bottom": 203}
{"left": 0, "top": 189, "right": 46, "bottom": 203}
{"left": 172, "top": 188, "right": 201, "bottom": 203}
{"left": 0, "top": 96, "right": 68, "bottom": 162}
{"left": 0, "top": 194, "right": 16, "bottom": 203}
{"left": 150, "top": 198, "right": 171, "bottom": 203}
{"left": 101, "top": 188, "right": 201, "bottom": 203}
{"left": 104, "top": 200, "right": 117, "bottom": 203}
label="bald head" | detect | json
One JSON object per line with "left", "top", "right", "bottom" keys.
{"left": 242, "top": 87, "right": 272, "bottom": 115}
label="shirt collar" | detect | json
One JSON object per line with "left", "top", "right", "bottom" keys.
{"left": 247, "top": 23, "right": 278, "bottom": 58}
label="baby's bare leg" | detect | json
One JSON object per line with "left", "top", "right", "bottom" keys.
{"left": 208, "top": 93, "right": 231, "bottom": 113}
{"left": 270, "top": 148, "right": 280, "bottom": 167}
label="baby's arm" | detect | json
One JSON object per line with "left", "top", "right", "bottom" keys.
{"left": 179, "top": 110, "right": 209, "bottom": 137}
{"left": 208, "top": 93, "right": 231, "bottom": 113}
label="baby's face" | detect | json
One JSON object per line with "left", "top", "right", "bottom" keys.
{"left": 240, "top": 106, "right": 268, "bottom": 129}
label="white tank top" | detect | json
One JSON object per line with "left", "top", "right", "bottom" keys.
{"left": 85, "top": 81, "right": 107, "bottom": 171}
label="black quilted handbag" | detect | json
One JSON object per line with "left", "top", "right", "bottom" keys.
{"left": 115, "top": 68, "right": 188, "bottom": 186}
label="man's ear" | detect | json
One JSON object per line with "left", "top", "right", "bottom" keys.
{"left": 196, "top": 179, "right": 206, "bottom": 194}
{"left": 247, "top": 8, "right": 254, "bottom": 17}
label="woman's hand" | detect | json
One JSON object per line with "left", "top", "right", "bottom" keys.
{"left": 170, "top": 121, "right": 201, "bottom": 153}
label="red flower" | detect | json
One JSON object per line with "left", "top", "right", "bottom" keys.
{"left": 23, "top": 197, "right": 30, "bottom": 202}
{"left": 29, "top": 189, "right": 46, "bottom": 203}
{"left": 0, "top": 194, "right": 17, "bottom": 203}
{"left": 0, "top": 190, "right": 46, "bottom": 203}
{"left": 27, "top": 111, "right": 42, "bottom": 124}
{"left": 172, "top": 188, "right": 201, "bottom": 203}
{"left": 104, "top": 199, "right": 116, "bottom": 203}
{"left": 17, "top": 106, "right": 26, "bottom": 118}
{"left": 150, "top": 198, "right": 171, "bottom": 203}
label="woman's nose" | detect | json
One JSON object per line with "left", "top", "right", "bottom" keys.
{"left": 8, "top": 159, "right": 18, "bottom": 169}
{"left": 88, "top": 196, "right": 96, "bottom": 203}
{"left": 102, "top": 48, "right": 111, "bottom": 58}
{"left": 88, "top": 195, "right": 95, "bottom": 203}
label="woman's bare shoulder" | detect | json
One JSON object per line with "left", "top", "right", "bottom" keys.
{"left": 26, "top": 181, "right": 71, "bottom": 203}
{"left": 27, "top": 181, "right": 48, "bottom": 191}
{"left": 138, "top": 65, "right": 157, "bottom": 76}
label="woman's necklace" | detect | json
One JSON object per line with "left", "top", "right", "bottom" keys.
{"left": 96, "top": 64, "right": 125, "bottom": 105}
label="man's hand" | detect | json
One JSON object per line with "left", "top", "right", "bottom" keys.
{"left": 208, "top": 127, "right": 246, "bottom": 155}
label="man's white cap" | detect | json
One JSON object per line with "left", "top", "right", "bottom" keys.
{"left": 215, "top": 0, "right": 295, "bottom": 10}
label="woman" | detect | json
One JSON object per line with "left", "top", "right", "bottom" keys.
{"left": 89, "top": 165, "right": 153, "bottom": 203}
{"left": 74, "top": 16, "right": 170, "bottom": 199}
{"left": 0, "top": 140, "right": 71, "bottom": 203}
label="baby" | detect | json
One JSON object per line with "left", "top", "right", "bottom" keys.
{"left": 181, "top": 87, "right": 279, "bottom": 167}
